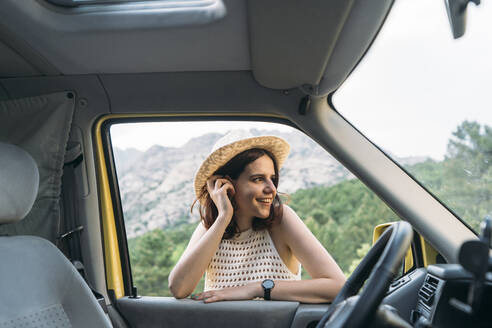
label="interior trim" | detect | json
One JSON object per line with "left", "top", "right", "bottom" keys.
{"left": 94, "top": 116, "right": 125, "bottom": 299}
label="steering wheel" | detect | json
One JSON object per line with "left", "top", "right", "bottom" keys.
{"left": 316, "top": 221, "right": 413, "bottom": 328}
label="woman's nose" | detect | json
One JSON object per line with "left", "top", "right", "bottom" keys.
{"left": 264, "top": 179, "right": 276, "bottom": 194}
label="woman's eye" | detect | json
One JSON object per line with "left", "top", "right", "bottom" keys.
{"left": 253, "top": 177, "right": 263, "bottom": 182}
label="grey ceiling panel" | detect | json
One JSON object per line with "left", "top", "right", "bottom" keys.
{"left": 0, "top": 42, "right": 40, "bottom": 77}
{"left": 0, "top": 0, "right": 249, "bottom": 75}
{"left": 0, "top": 0, "right": 394, "bottom": 93}
{"left": 0, "top": 21, "right": 61, "bottom": 77}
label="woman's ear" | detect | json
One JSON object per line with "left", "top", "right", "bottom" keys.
{"left": 226, "top": 176, "right": 237, "bottom": 188}
{"left": 230, "top": 195, "right": 238, "bottom": 210}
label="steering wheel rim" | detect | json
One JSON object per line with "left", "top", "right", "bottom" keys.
{"left": 316, "top": 221, "right": 413, "bottom": 328}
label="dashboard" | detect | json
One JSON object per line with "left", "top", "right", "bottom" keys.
{"left": 411, "top": 264, "right": 492, "bottom": 327}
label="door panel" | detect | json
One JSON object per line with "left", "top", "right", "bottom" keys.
{"left": 116, "top": 297, "right": 303, "bottom": 328}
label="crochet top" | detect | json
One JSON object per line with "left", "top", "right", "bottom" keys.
{"left": 204, "top": 228, "right": 301, "bottom": 291}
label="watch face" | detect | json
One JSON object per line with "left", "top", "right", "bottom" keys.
{"left": 262, "top": 279, "right": 274, "bottom": 289}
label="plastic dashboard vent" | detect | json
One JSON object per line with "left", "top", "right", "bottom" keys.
{"left": 418, "top": 275, "right": 439, "bottom": 306}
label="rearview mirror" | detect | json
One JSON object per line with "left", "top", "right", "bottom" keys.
{"left": 444, "top": 0, "right": 481, "bottom": 39}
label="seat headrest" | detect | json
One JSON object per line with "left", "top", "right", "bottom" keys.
{"left": 0, "top": 142, "right": 39, "bottom": 224}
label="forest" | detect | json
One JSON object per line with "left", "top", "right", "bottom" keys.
{"left": 128, "top": 121, "right": 491, "bottom": 297}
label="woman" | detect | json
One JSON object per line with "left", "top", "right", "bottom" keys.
{"left": 168, "top": 131, "right": 345, "bottom": 303}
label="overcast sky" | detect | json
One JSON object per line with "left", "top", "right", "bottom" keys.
{"left": 112, "top": 0, "right": 491, "bottom": 160}
{"left": 111, "top": 121, "right": 294, "bottom": 151}
{"left": 334, "top": 0, "right": 492, "bottom": 160}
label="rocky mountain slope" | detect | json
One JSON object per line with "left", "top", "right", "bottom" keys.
{"left": 113, "top": 128, "right": 423, "bottom": 238}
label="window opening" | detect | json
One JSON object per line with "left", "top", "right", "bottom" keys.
{"left": 109, "top": 120, "right": 404, "bottom": 296}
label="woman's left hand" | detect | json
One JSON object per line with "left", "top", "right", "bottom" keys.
{"left": 192, "top": 283, "right": 261, "bottom": 303}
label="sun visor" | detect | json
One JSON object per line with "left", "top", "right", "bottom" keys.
{"left": 248, "top": 0, "right": 393, "bottom": 96}
{"left": 313, "top": 0, "right": 394, "bottom": 96}
{"left": 0, "top": 92, "right": 74, "bottom": 242}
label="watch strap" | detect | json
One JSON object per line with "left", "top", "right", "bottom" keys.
{"left": 262, "top": 279, "right": 274, "bottom": 300}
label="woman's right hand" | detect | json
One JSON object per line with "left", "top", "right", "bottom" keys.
{"left": 206, "top": 175, "right": 235, "bottom": 223}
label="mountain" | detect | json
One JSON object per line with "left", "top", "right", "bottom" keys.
{"left": 113, "top": 147, "right": 143, "bottom": 171}
{"left": 114, "top": 128, "right": 424, "bottom": 238}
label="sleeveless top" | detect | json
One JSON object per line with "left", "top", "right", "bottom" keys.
{"left": 204, "top": 228, "right": 302, "bottom": 291}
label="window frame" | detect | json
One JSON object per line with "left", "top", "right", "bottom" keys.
{"left": 96, "top": 114, "right": 298, "bottom": 298}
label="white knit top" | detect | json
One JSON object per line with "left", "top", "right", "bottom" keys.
{"left": 204, "top": 228, "right": 301, "bottom": 291}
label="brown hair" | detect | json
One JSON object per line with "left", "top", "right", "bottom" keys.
{"left": 193, "top": 148, "right": 283, "bottom": 239}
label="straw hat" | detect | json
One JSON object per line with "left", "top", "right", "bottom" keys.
{"left": 194, "top": 130, "right": 290, "bottom": 200}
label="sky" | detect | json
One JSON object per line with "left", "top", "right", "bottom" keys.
{"left": 111, "top": 0, "right": 491, "bottom": 160}
{"left": 334, "top": 0, "right": 492, "bottom": 160}
{"left": 110, "top": 121, "right": 294, "bottom": 150}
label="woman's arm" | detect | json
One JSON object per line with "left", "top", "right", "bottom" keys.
{"left": 168, "top": 217, "right": 229, "bottom": 298}
{"left": 270, "top": 204, "right": 346, "bottom": 301}
{"left": 168, "top": 176, "right": 235, "bottom": 298}
{"left": 195, "top": 278, "right": 344, "bottom": 303}
{"left": 266, "top": 278, "right": 344, "bottom": 303}
{"left": 194, "top": 204, "right": 346, "bottom": 303}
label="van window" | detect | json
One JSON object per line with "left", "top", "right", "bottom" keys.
{"left": 109, "top": 120, "right": 402, "bottom": 296}
{"left": 334, "top": 0, "right": 492, "bottom": 232}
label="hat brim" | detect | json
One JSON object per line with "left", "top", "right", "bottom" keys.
{"left": 194, "top": 136, "right": 290, "bottom": 200}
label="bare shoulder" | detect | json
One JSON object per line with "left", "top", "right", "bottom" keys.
{"left": 269, "top": 204, "right": 311, "bottom": 245}
{"left": 276, "top": 204, "right": 305, "bottom": 231}
{"left": 276, "top": 204, "right": 345, "bottom": 280}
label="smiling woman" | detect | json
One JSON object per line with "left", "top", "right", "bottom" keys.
{"left": 112, "top": 120, "right": 402, "bottom": 299}
{"left": 168, "top": 131, "right": 346, "bottom": 303}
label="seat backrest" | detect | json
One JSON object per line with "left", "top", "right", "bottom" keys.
{"left": 0, "top": 142, "right": 112, "bottom": 327}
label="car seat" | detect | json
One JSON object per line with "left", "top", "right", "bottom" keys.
{"left": 0, "top": 141, "right": 112, "bottom": 327}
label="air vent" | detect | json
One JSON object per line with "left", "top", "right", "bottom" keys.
{"left": 418, "top": 276, "right": 439, "bottom": 306}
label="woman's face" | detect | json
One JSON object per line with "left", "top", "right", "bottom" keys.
{"left": 233, "top": 155, "right": 277, "bottom": 220}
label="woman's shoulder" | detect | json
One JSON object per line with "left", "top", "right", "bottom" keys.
{"left": 269, "top": 204, "right": 306, "bottom": 257}
{"left": 270, "top": 204, "right": 302, "bottom": 233}
{"left": 281, "top": 204, "right": 301, "bottom": 222}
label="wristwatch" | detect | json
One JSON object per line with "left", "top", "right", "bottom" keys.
{"left": 261, "top": 279, "right": 275, "bottom": 300}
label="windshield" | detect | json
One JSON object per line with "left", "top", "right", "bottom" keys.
{"left": 334, "top": 0, "right": 491, "bottom": 232}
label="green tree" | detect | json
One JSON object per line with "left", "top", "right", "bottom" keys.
{"left": 407, "top": 121, "right": 491, "bottom": 231}
{"left": 290, "top": 179, "right": 399, "bottom": 273}
{"left": 346, "top": 243, "right": 371, "bottom": 276}
{"left": 127, "top": 121, "right": 491, "bottom": 296}
{"left": 129, "top": 228, "right": 175, "bottom": 296}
